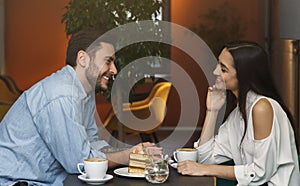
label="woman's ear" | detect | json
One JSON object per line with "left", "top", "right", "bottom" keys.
{"left": 76, "top": 50, "right": 90, "bottom": 68}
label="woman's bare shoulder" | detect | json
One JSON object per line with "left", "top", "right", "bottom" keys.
{"left": 252, "top": 98, "right": 273, "bottom": 140}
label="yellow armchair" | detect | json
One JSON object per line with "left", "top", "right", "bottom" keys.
{"left": 104, "top": 82, "right": 172, "bottom": 143}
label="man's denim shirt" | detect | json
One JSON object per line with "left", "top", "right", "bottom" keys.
{"left": 0, "top": 65, "right": 109, "bottom": 186}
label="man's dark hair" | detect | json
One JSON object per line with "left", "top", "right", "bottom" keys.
{"left": 66, "top": 28, "right": 116, "bottom": 67}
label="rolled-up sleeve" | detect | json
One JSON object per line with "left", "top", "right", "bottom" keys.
{"left": 234, "top": 164, "right": 256, "bottom": 185}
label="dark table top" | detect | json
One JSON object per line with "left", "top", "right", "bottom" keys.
{"left": 64, "top": 166, "right": 214, "bottom": 186}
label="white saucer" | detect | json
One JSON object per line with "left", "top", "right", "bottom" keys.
{"left": 78, "top": 174, "right": 113, "bottom": 185}
{"left": 170, "top": 162, "right": 178, "bottom": 169}
{"left": 114, "top": 167, "right": 145, "bottom": 178}
{"left": 168, "top": 159, "right": 178, "bottom": 169}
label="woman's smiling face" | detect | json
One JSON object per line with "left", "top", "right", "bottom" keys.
{"left": 213, "top": 48, "right": 239, "bottom": 96}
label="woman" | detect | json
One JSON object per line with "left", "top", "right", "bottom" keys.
{"left": 178, "top": 41, "right": 299, "bottom": 185}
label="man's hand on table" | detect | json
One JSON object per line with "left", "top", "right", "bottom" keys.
{"left": 131, "top": 142, "right": 163, "bottom": 155}
{"left": 104, "top": 142, "right": 163, "bottom": 168}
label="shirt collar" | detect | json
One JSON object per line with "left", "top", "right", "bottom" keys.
{"left": 64, "top": 65, "right": 88, "bottom": 99}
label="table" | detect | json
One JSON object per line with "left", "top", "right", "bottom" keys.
{"left": 64, "top": 166, "right": 214, "bottom": 186}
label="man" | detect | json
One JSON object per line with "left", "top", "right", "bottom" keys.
{"left": 0, "top": 29, "right": 158, "bottom": 186}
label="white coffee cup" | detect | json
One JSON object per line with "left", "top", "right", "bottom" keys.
{"left": 77, "top": 158, "right": 108, "bottom": 179}
{"left": 173, "top": 148, "right": 197, "bottom": 162}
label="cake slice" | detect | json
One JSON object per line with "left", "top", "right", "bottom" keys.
{"left": 128, "top": 153, "right": 150, "bottom": 174}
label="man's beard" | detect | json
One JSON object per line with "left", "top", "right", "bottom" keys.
{"left": 87, "top": 61, "right": 106, "bottom": 93}
{"left": 95, "top": 76, "right": 106, "bottom": 93}
{"left": 95, "top": 83, "right": 105, "bottom": 93}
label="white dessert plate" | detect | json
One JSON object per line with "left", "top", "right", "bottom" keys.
{"left": 114, "top": 167, "right": 145, "bottom": 178}
{"left": 78, "top": 174, "right": 113, "bottom": 185}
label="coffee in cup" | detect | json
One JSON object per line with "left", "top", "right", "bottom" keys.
{"left": 77, "top": 158, "right": 108, "bottom": 179}
{"left": 173, "top": 148, "right": 197, "bottom": 162}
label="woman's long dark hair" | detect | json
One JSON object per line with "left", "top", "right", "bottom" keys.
{"left": 221, "top": 41, "right": 296, "bottom": 147}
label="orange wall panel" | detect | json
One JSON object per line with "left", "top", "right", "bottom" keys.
{"left": 6, "top": 0, "right": 69, "bottom": 90}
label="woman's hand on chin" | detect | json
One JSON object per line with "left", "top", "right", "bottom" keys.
{"left": 206, "top": 85, "right": 226, "bottom": 112}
